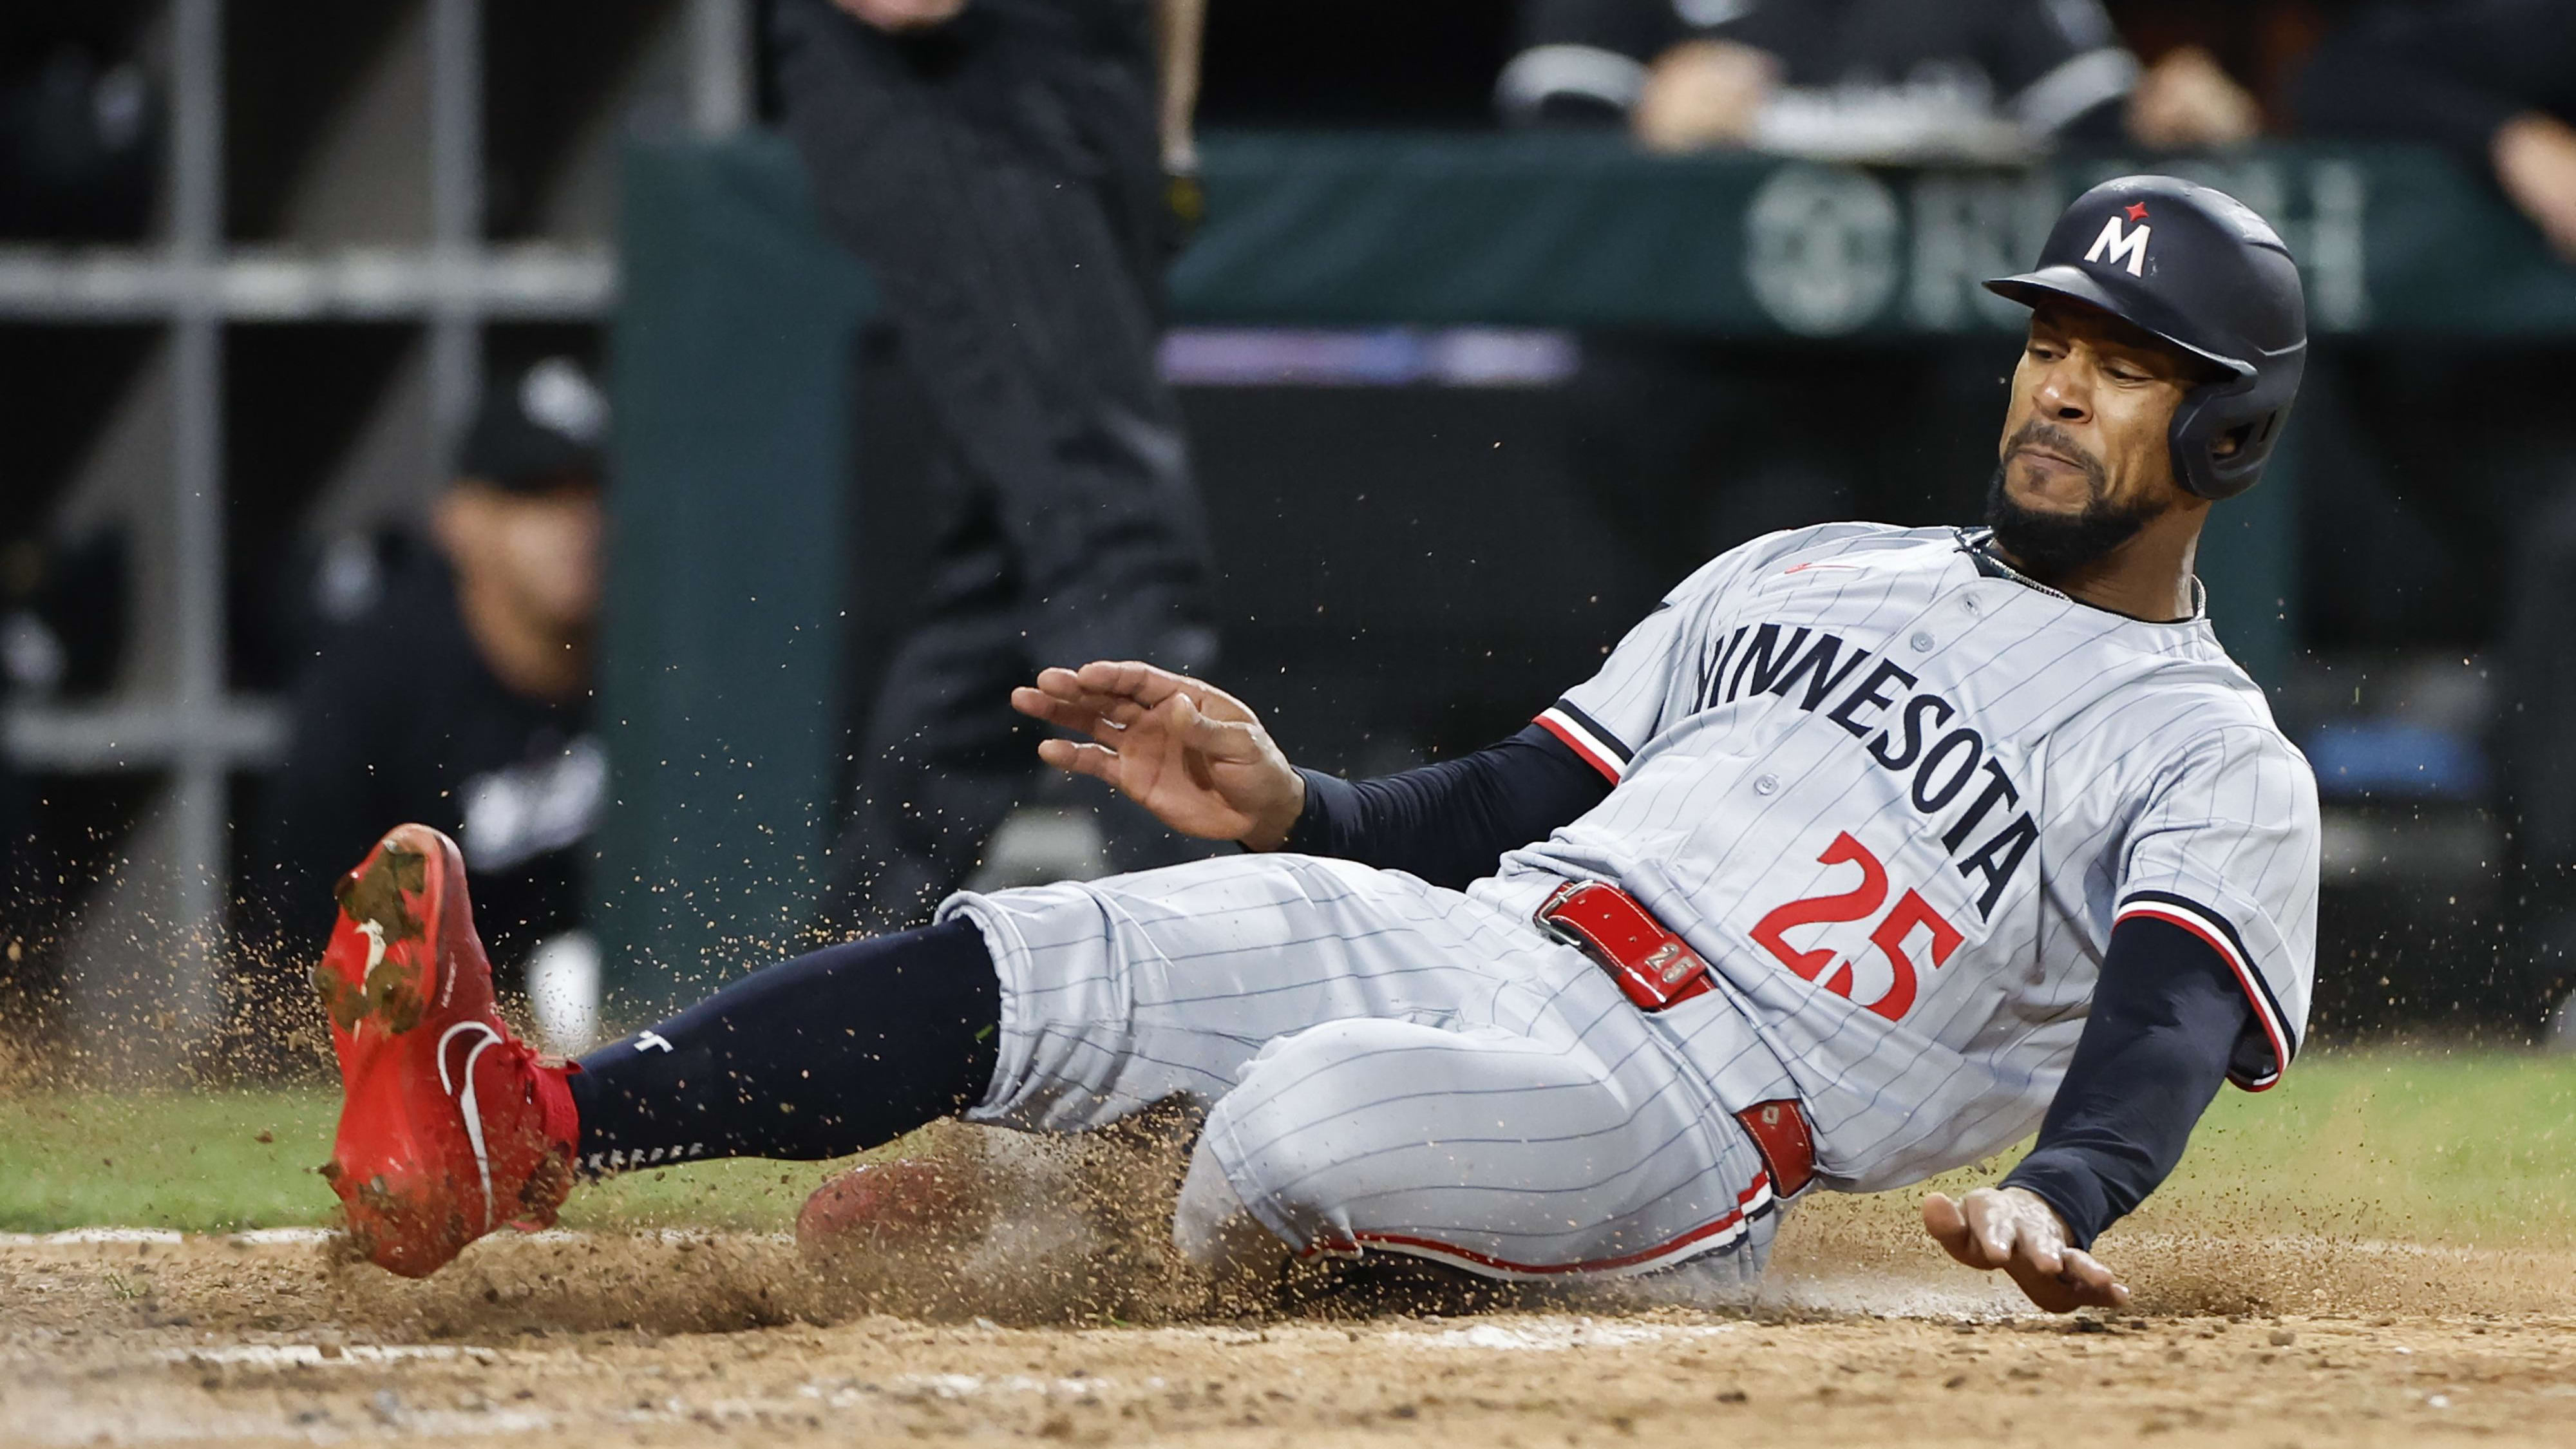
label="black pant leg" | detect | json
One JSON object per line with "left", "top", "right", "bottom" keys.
{"left": 772, "top": 0, "right": 1222, "bottom": 917}
{"left": 826, "top": 399, "right": 1222, "bottom": 933}
{"left": 826, "top": 478, "right": 1037, "bottom": 932}
{"left": 769, "top": 0, "right": 1215, "bottom": 665}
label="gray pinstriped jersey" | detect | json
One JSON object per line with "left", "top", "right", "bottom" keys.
{"left": 1500, "top": 522, "right": 2319, "bottom": 1192}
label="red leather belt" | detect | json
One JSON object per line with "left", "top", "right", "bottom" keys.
{"left": 1537, "top": 880, "right": 1817, "bottom": 1198}
{"left": 1733, "top": 1097, "right": 1816, "bottom": 1200}
{"left": 1537, "top": 879, "right": 1714, "bottom": 1010}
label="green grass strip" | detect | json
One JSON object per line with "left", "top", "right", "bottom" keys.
{"left": 2, "top": 1048, "right": 2570, "bottom": 1242}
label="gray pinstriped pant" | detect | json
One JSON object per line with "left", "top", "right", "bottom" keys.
{"left": 940, "top": 853, "right": 1784, "bottom": 1283}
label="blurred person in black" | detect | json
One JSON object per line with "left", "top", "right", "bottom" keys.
{"left": 2297, "top": 0, "right": 2576, "bottom": 1028}
{"left": 1498, "top": 0, "right": 2262, "bottom": 155}
{"left": 251, "top": 359, "right": 609, "bottom": 1049}
{"left": 1498, "top": 0, "right": 2264, "bottom": 582}
{"left": 766, "top": 0, "right": 1222, "bottom": 936}
{"left": 2296, "top": 0, "right": 2576, "bottom": 262}
{"left": 0, "top": 12, "right": 158, "bottom": 241}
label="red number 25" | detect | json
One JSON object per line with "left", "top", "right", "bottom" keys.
{"left": 1748, "top": 832, "right": 1963, "bottom": 1022}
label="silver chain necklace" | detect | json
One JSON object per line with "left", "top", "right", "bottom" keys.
{"left": 1962, "top": 529, "right": 2206, "bottom": 620}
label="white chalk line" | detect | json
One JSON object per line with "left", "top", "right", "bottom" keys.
{"left": 1389, "top": 1318, "right": 1743, "bottom": 1352}
{"left": 157, "top": 1343, "right": 467, "bottom": 1367}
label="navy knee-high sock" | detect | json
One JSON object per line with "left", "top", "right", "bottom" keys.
{"left": 565, "top": 918, "right": 1000, "bottom": 1175}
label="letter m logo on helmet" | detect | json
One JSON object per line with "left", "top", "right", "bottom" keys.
{"left": 1984, "top": 176, "right": 2306, "bottom": 501}
{"left": 2083, "top": 213, "right": 2151, "bottom": 276}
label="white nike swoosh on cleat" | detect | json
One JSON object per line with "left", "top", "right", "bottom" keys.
{"left": 437, "top": 1021, "right": 504, "bottom": 1229}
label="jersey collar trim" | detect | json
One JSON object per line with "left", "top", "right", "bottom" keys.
{"left": 1954, "top": 527, "right": 2208, "bottom": 625}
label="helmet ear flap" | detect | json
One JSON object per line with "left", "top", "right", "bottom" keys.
{"left": 2168, "top": 360, "right": 2301, "bottom": 502}
{"left": 1991, "top": 175, "right": 2308, "bottom": 504}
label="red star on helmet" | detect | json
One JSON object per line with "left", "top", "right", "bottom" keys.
{"left": 2124, "top": 202, "right": 2150, "bottom": 222}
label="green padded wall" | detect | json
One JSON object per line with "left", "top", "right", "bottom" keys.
{"left": 594, "top": 136, "right": 875, "bottom": 1019}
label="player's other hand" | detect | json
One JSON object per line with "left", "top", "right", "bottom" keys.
{"left": 1012, "top": 661, "right": 1306, "bottom": 850}
{"left": 1921, "top": 1186, "right": 2130, "bottom": 1314}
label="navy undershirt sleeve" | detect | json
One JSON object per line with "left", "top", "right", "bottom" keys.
{"left": 2000, "top": 916, "right": 2256, "bottom": 1247}
{"left": 1282, "top": 723, "right": 1613, "bottom": 889}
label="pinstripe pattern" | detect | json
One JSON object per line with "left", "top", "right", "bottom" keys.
{"left": 933, "top": 522, "right": 2317, "bottom": 1281}
{"left": 942, "top": 853, "right": 1781, "bottom": 1283}
{"left": 1503, "top": 523, "right": 2319, "bottom": 1191}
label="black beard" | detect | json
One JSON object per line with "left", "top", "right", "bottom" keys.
{"left": 1982, "top": 448, "right": 2163, "bottom": 582}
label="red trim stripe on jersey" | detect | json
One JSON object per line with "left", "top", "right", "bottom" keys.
{"left": 1306, "top": 1173, "right": 1775, "bottom": 1281}
{"left": 2116, "top": 891, "right": 2294, "bottom": 1092}
{"left": 1534, "top": 699, "right": 1633, "bottom": 784}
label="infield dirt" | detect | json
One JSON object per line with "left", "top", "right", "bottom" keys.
{"left": 6, "top": 1175, "right": 2573, "bottom": 1449}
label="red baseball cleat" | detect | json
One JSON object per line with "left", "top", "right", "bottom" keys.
{"left": 313, "top": 824, "right": 577, "bottom": 1277}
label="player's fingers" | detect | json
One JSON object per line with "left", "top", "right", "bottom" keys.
{"left": 1169, "top": 674, "right": 1257, "bottom": 722}
{"left": 1072, "top": 659, "right": 1193, "bottom": 706}
{"left": 1038, "top": 665, "right": 1162, "bottom": 714}
{"left": 2002, "top": 1260, "right": 2081, "bottom": 1315}
{"left": 1059, "top": 659, "right": 1265, "bottom": 727}
{"left": 1926, "top": 1193, "right": 2009, "bottom": 1270}
{"left": 2057, "top": 1248, "right": 2130, "bottom": 1308}
{"left": 1962, "top": 1191, "right": 2020, "bottom": 1267}
{"left": 1029, "top": 670, "right": 1151, "bottom": 728}
{"left": 1014, "top": 691, "right": 1144, "bottom": 749}
{"left": 1171, "top": 693, "right": 1263, "bottom": 761}
{"left": 1074, "top": 659, "right": 1260, "bottom": 724}
{"left": 1079, "top": 694, "right": 1155, "bottom": 729}
{"left": 1036, "top": 737, "right": 1121, "bottom": 785}
{"left": 1012, "top": 687, "right": 1104, "bottom": 731}
{"left": 1020, "top": 679, "right": 1152, "bottom": 732}
{"left": 1048, "top": 695, "right": 1150, "bottom": 747}
{"left": 2007, "top": 1220, "right": 2065, "bottom": 1281}
{"left": 1920, "top": 1193, "right": 1978, "bottom": 1264}
{"left": 1031, "top": 666, "right": 1100, "bottom": 702}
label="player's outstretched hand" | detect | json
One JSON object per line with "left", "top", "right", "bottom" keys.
{"left": 1012, "top": 661, "right": 1306, "bottom": 849}
{"left": 1922, "top": 1186, "right": 2130, "bottom": 1314}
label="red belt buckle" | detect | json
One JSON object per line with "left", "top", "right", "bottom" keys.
{"left": 1538, "top": 880, "right": 1714, "bottom": 1012}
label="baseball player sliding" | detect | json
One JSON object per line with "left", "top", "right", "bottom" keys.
{"left": 310, "top": 175, "right": 2315, "bottom": 1315}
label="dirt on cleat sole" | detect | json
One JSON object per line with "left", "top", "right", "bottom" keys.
{"left": 313, "top": 840, "right": 436, "bottom": 1035}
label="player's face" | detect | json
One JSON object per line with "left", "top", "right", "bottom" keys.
{"left": 1986, "top": 303, "right": 2204, "bottom": 578}
{"left": 1998, "top": 302, "right": 2201, "bottom": 515}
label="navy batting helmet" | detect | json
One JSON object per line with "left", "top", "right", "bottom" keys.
{"left": 1985, "top": 175, "right": 2306, "bottom": 502}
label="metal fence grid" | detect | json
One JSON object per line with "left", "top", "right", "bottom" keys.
{"left": 0, "top": 0, "right": 747, "bottom": 1059}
